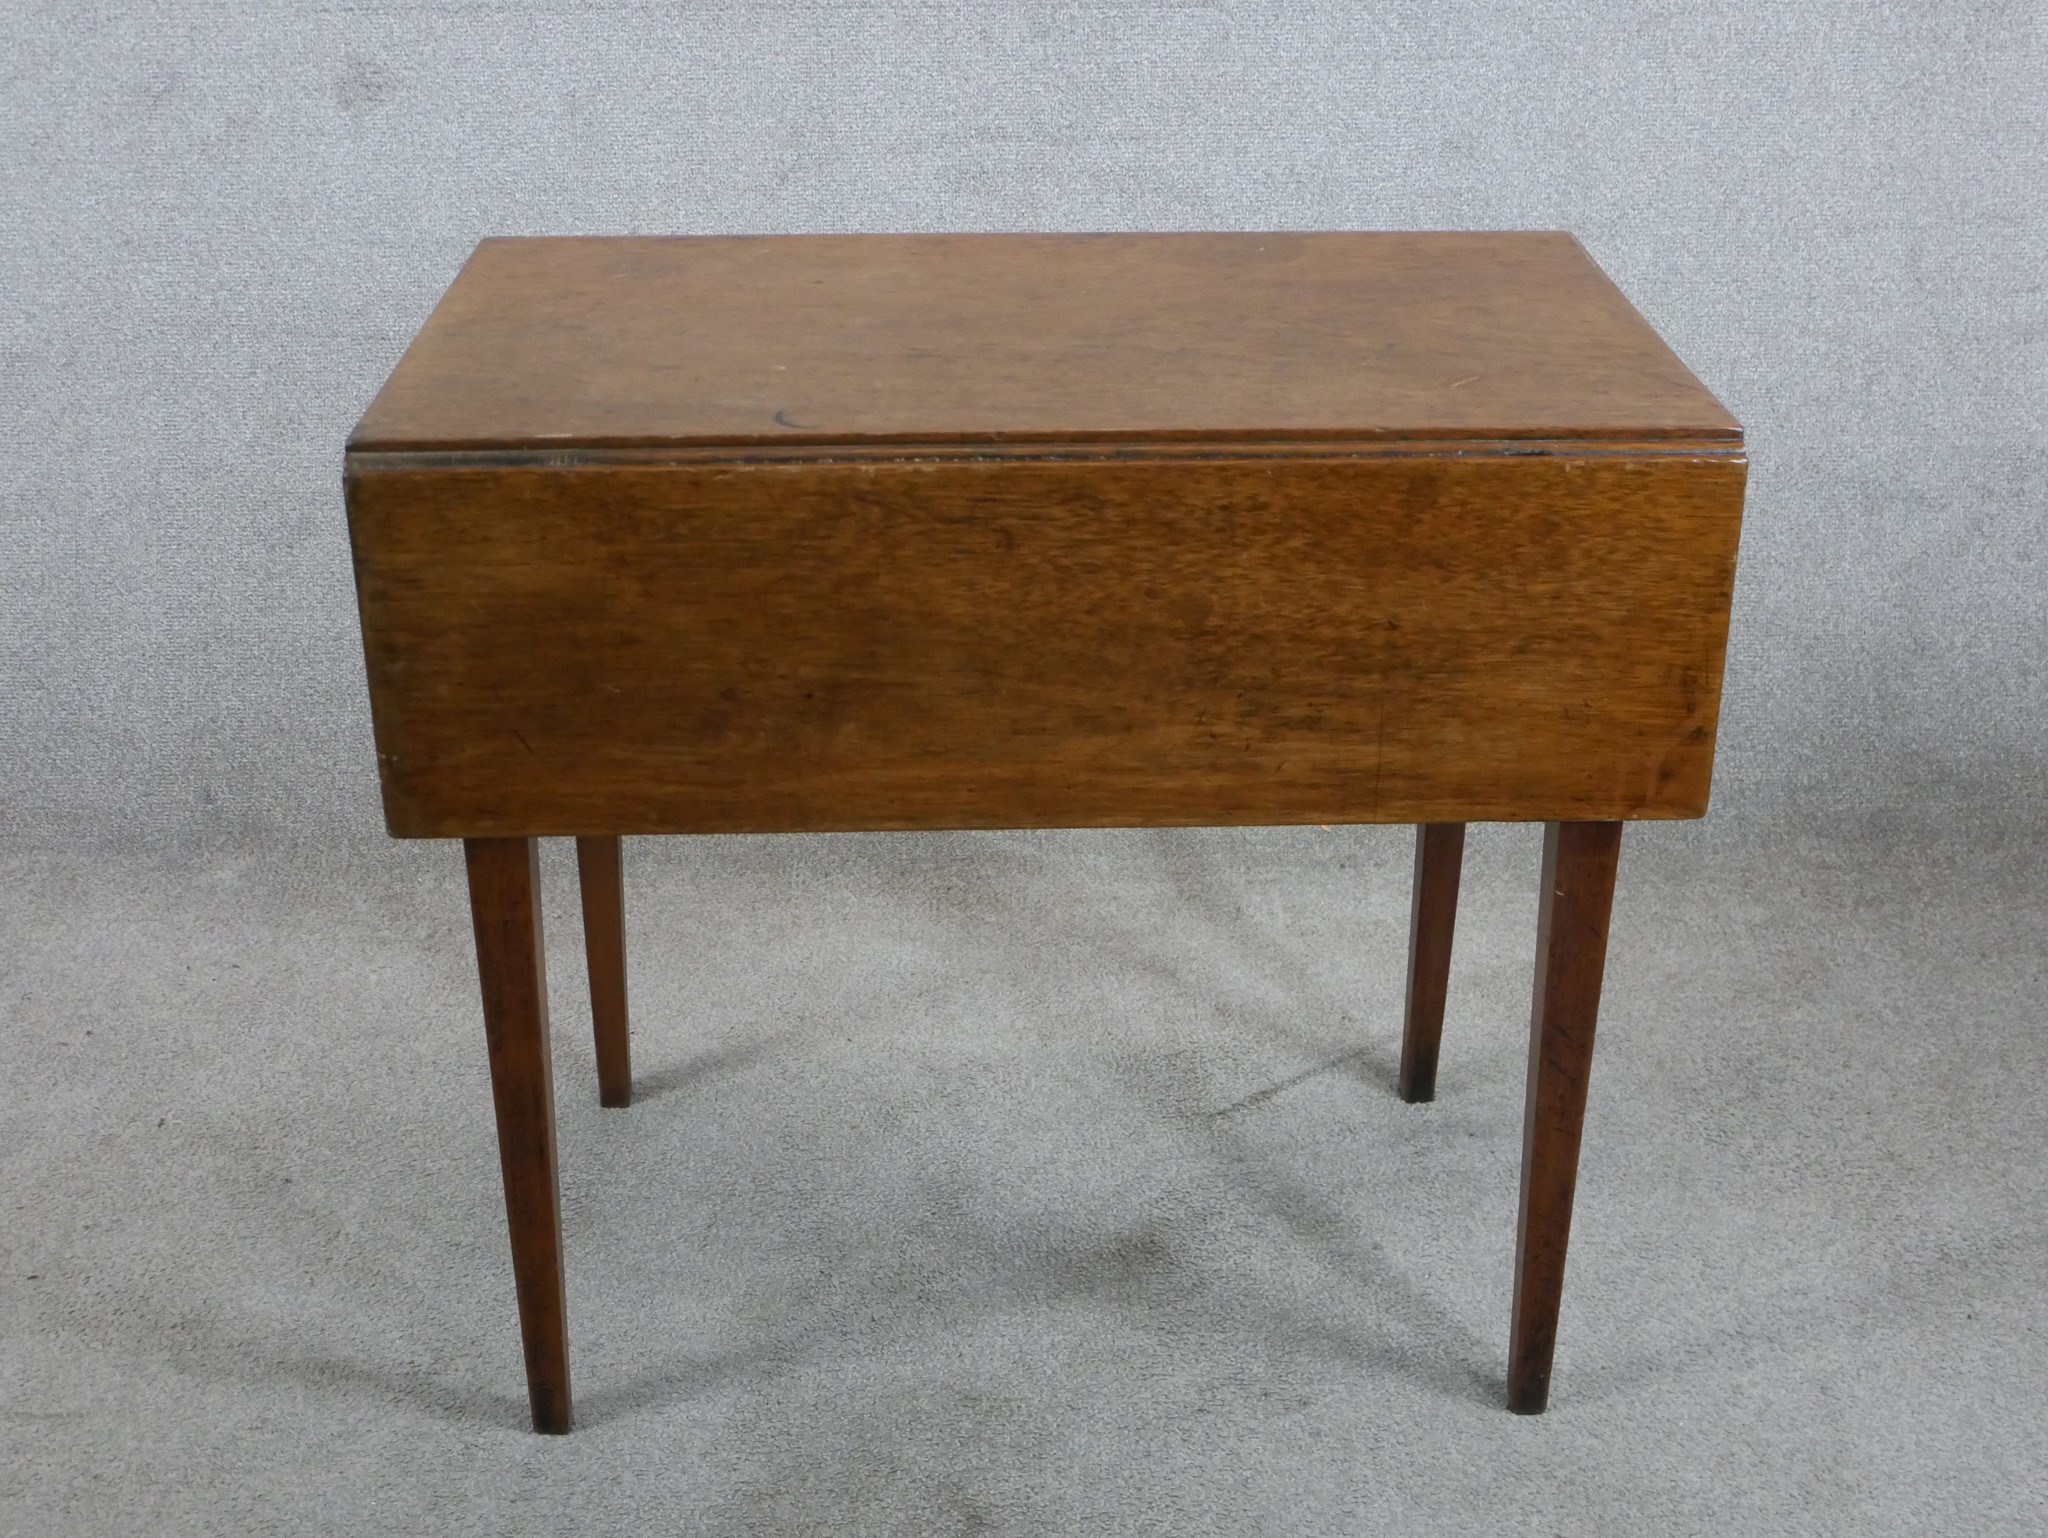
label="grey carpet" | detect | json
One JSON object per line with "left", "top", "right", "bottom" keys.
{"left": 6, "top": 818, "right": 2044, "bottom": 1534}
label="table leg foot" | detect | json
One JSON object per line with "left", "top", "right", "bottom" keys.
{"left": 1507, "top": 820, "right": 1622, "bottom": 1415}
{"left": 465, "top": 837, "right": 574, "bottom": 1434}
{"left": 575, "top": 835, "right": 633, "bottom": 1109}
{"left": 1399, "top": 822, "right": 1465, "bottom": 1103}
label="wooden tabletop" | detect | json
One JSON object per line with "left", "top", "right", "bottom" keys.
{"left": 349, "top": 232, "right": 1739, "bottom": 455}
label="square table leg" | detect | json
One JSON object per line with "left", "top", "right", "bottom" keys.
{"left": 1507, "top": 819, "right": 1623, "bottom": 1414}
{"left": 575, "top": 835, "right": 633, "bottom": 1108}
{"left": 1399, "top": 822, "right": 1467, "bottom": 1103}
{"left": 463, "top": 836, "right": 573, "bottom": 1434}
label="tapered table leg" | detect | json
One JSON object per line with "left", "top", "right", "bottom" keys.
{"left": 575, "top": 835, "right": 632, "bottom": 1108}
{"left": 1507, "top": 820, "right": 1622, "bottom": 1414}
{"left": 1400, "top": 822, "right": 1466, "bottom": 1103}
{"left": 464, "top": 836, "right": 572, "bottom": 1434}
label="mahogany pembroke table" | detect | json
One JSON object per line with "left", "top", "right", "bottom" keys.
{"left": 344, "top": 232, "right": 1745, "bottom": 1431}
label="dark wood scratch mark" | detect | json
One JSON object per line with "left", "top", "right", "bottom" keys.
{"left": 1372, "top": 697, "right": 1385, "bottom": 813}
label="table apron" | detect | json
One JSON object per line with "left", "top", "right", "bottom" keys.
{"left": 344, "top": 452, "right": 1745, "bottom": 836}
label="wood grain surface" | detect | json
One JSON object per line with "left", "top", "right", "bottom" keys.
{"left": 1508, "top": 820, "right": 1623, "bottom": 1415}
{"left": 355, "top": 237, "right": 1741, "bottom": 1424}
{"left": 462, "top": 836, "right": 572, "bottom": 1433}
{"left": 574, "top": 835, "right": 631, "bottom": 1109}
{"left": 347, "top": 451, "right": 1744, "bottom": 837}
{"left": 349, "top": 233, "right": 1740, "bottom": 452}
{"left": 1399, "top": 822, "right": 1467, "bottom": 1104}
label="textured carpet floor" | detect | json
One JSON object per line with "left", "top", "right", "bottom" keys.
{"left": 4, "top": 819, "right": 2044, "bottom": 1535}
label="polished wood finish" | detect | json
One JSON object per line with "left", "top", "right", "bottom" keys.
{"left": 1508, "top": 820, "right": 1624, "bottom": 1414}
{"left": 346, "top": 453, "right": 1742, "bottom": 837}
{"left": 1399, "top": 822, "right": 1466, "bottom": 1103}
{"left": 463, "top": 837, "right": 571, "bottom": 1433}
{"left": 350, "top": 233, "right": 1739, "bottom": 452}
{"left": 575, "top": 835, "right": 631, "bottom": 1108}
{"left": 348, "top": 233, "right": 1744, "bottom": 1426}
